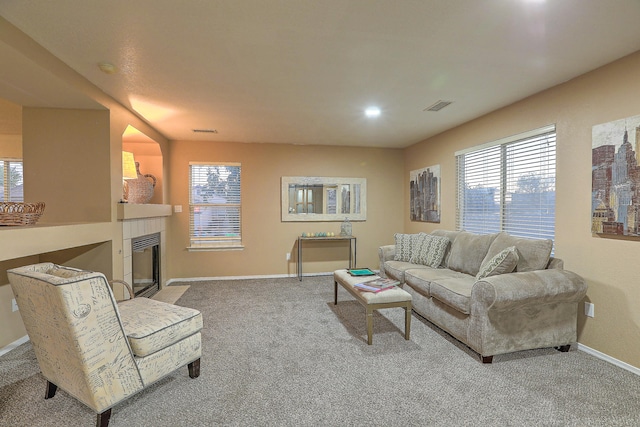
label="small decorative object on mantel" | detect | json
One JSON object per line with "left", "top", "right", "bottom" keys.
{"left": 0, "top": 202, "right": 45, "bottom": 226}
{"left": 124, "top": 162, "right": 156, "bottom": 204}
{"left": 340, "top": 217, "right": 352, "bottom": 236}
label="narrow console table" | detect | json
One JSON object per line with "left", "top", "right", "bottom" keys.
{"left": 297, "top": 235, "right": 356, "bottom": 281}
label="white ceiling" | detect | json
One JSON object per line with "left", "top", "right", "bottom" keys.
{"left": 1, "top": 0, "right": 640, "bottom": 148}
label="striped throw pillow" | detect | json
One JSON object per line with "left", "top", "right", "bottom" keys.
{"left": 394, "top": 233, "right": 415, "bottom": 262}
{"left": 476, "top": 246, "right": 519, "bottom": 280}
{"left": 410, "top": 233, "right": 450, "bottom": 268}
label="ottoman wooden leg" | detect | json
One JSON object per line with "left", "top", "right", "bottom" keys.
{"left": 366, "top": 308, "right": 374, "bottom": 345}
{"left": 404, "top": 305, "right": 411, "bottom": 340}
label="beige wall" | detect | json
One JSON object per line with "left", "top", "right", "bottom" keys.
{"left": 22, "top": 107, "right": 111, "bottom": 223}
{"left": 167, "top": 141, "right": 404, "bottom": 278}
{"left": 0, "top": 98, "right": 21, "bottom": 155}
{"left": 404, "top": 50, "right": 640, "bottom": 368}
{"left": 0, "top": 256, "right": 37, "bottom": 346}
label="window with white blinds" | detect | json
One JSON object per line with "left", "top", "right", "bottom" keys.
{"left": 0, "top": 159, "right": 24, "bottom": 202}
{"left": 456, "top": 125, "right": 556, "bottom": 243}
{"left": 189, "top": 163, "right": 242, "bottom": 249}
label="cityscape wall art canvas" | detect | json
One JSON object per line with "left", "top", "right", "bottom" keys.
{"left": 592, "top": 114, "right": 640, "bottom": 236}
{"left": 410, "top": 164, "right": 440, "bottom": 223}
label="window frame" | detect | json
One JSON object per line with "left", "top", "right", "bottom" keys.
{"left": 188, "top": 162, "right": 243, "bottom": 251}
{"left": 455, "top": 125, "right": 556, "bottom": 243}
{"left": 0, "top": 158, "right": 24, "bottom": 202}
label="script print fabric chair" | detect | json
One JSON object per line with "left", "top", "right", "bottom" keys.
{"left": 7, "top": 262, "right": 203, "bottom": 427}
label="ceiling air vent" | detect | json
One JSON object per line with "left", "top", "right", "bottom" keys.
{"left": 424, "top": 100, "right": 453, "bottom": 112}
{"left": 192, "top": 129, "right": 218, "bottom": 134}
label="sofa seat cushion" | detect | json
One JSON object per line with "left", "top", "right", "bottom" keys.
{"left": 447, "top": 232, "right": 498, "bottom": 276}
{"left": 405, "top": 267, "right": 470, "bottom": 298}
{"left": 482, "top": 232, "right": 553, "bottom": 273}
{"left": 384, "top": 260, "right": 429, "bottom": 283}
{"left": 118, "top": 298, "right": 203, "bottom": 357}
{"left": 430, "top": 275, "right": 477, "bottom": 314}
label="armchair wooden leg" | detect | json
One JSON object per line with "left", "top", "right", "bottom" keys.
{"left": 481, "top": 355, "right": 494, "bottom": 364}
{"left": 188, "top": 358, "right": 201, "bottom": 378}
{"left": 97, "top": 409, "right": 112, "bottom": 427}
{"left": 45, "top": 381, "right": 58, "bottom": 399}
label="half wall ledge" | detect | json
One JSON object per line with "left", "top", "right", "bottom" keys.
{"left": 0, "top": 222, "right": 112, "bottom": 262}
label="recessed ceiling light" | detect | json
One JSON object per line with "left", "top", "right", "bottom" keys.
{"left": 365, "top": 106, "right": 381, "bottom": 118}
{"left": 97, "top": 61, "right": 117, "bottom": 74}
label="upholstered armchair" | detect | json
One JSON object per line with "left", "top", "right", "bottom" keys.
{"left": 7, "top": 263, "right": 203, "bottom": 427}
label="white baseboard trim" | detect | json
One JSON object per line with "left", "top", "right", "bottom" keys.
{"left": 0, "top": 335, "right": 29, "bottom": 358}
{"left": 166, "top": 271, "right": 334, "bottom": 285}
{"left": 577, "top": 343, "right": 640, "bottom": 376}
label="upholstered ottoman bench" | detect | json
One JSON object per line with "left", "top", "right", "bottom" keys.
{"left": 333, "top": 269, "right": 412, "bottom": 345}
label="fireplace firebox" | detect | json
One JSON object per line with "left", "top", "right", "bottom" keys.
{"left": 131, "top": 232, "right": 160, "bottom": 298}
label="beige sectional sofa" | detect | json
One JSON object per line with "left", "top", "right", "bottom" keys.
{"left": 378, "top": 230, "right": 587, "bottom": 363}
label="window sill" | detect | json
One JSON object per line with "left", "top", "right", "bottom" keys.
{"left": 187, "top": 245, "right": 245, "bottom": 252}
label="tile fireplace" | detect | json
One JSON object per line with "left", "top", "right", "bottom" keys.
{"left": 120, "top": 206, "right": 170, "bottom": 298}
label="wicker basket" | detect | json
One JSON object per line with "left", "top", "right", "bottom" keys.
{"left": 0, "top": 202, "right": 46, "bottom": 226}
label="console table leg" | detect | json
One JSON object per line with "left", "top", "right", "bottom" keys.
{"left": 353, "top": 237, "right": 357, "bottom": 268}
{"left": 297, "top": 238, "right": 302, "bottom": 281}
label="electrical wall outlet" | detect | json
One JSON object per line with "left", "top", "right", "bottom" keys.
{"left": 174, "top": 205, "right": 182, "bottom": 213}
{"left": 11, "top": 298, "right": 18, "bottom": 312}
{"left": 584, "top": 302, "right": 594, "bottom": 318}
{"left": 286, "top": 253, "right": 291, "bottom": 261}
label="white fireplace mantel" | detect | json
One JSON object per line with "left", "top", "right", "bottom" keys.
{"left": 117, "top": 203, "right": 172, "bottom": 221}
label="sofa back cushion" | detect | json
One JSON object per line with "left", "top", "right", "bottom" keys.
{"left": 481, "top": 232, "right": 553, "bottom": 272}
{"left": 447, "top": 232, "right": 498, "bottom": 276}
{"left": 410, "top": 233, "right": 450, "bottom": 268}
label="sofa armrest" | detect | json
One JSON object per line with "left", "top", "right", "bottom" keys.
{"left": 378, "top": 245, "right": 395, "bottom": 262}
{"left": 472, "top": 269, "right": 587, "bottom": 312}
{"left": 547, "top": 257, "right": 564, "bottom": 269}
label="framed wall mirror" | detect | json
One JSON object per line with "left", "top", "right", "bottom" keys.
{"left": 281, "top": 177, "right": 367, "bottom": 222}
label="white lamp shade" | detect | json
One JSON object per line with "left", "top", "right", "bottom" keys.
{"left": 122, "top": 151, "right": 137, "bottom": 179}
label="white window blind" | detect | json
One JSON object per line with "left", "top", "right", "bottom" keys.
{"left": 0, "top": 159, "right": 24, "bottom": 202}
{"left": 189, "top": 163, "right": 242, "bottom": 249}
{"left": 456, "top": 126, "right": 556, "bottom": 243}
